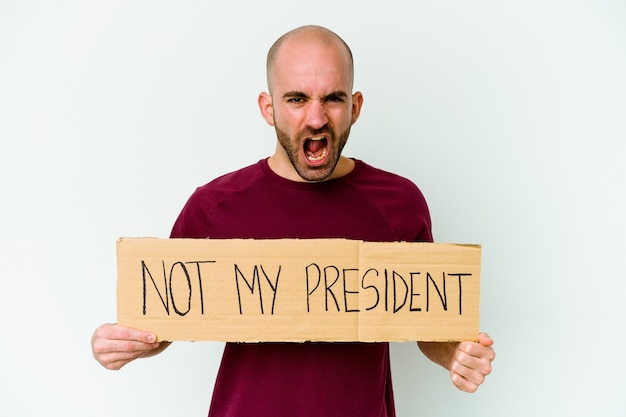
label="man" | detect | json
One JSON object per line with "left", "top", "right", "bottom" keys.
{"left": 92, "top": 25, "right": 495, "bottom": 416}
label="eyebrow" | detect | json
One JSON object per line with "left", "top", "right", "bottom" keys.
{"left": 282, "top": 91, "right": 308, "bottom": 99}
{"left": 282, "top": 90, "right": 349, "bottom": 100}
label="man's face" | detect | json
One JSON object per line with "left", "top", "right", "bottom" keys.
{"left": 263, "top": 39, "right": 361, "bottom": 182}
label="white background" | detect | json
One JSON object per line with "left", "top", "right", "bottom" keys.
{"left": 1, "top": 1, "right": 625, "bottom": 416}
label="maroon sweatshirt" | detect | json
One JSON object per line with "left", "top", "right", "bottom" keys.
{"left": 170, "top": 158, "right": 433, "bottom": 417}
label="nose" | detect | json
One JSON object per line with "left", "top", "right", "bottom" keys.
{"left": 305, "top": 102, "right": 329, "bottom": 130}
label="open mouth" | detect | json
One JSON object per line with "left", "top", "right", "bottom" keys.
{"left": 304, "top": 136, "right": 328, "bottom": 164}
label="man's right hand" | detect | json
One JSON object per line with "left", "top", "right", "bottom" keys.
{"left": 91, "top": 323, "right": 168, "bottom": 370}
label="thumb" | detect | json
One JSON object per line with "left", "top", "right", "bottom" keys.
{"left": 478, "top": 332, "right": 493, "bottom": 347}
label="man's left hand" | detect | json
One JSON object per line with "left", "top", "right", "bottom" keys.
{"left": 449, "top": 332, "right": 496, "bottom": 392}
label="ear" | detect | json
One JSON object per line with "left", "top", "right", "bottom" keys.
{"left": 350, "top": 91, "right": 363, "bottom": 125}
{"left": 258, "top": 92, "right": 275, "bottom": 126}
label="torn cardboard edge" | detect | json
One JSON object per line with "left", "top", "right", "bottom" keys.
{"left": 117, "top": 238, "right": 481, "bottom": 342}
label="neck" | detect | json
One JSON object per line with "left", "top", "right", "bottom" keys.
{"left": 267, "top": 151, "right": 354, "bottom": 183}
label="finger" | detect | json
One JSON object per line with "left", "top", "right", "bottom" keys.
{"left": 478, "top": 332, "right": 494, "bottom": 347}
{"left": 93, "top": 339, "right": 161, "bottom": 370}
{"left": 92, "top": 324, "right": 157, "bottom": 354}
{"left": 449, "top": 356, "right": 487, "bottom": 393}
{"left": 450, "top": 369, "right": 481, "bottom": 393}
{"left": 102, "top": 360, "right": 129, "bottom": 371}
{"left": 452, "top": 346, "right": 493, "bottom": 387}
{"left": 97, "top": 350, "right": 143, "bottom": 370}
{"left": 98, "top": 350, "right": 149, "bottom": 371}
{"left": 461, "top": 345, "right": 494, "bottom": 373}
{"left": 91, "top": 325, "right": 160, "bottom": 365}
{"left": 451, "top": 350, "right": 489, "bottom": 379}
{"left": 94, "top": 337, "right": 160, "bottom": 355}
{"left": 101, "top": 323, "right": 157, "bottom": 344}
{"left": 459, "top": 340, "right": 496, "bottom": 362}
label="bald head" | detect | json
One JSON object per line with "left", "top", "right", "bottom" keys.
{"left": 266, "top": 25, "right": 354, "bottom": 94}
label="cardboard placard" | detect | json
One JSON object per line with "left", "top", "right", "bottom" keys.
{"left": 116, "top": 238, "right": 481, "bottom": 342}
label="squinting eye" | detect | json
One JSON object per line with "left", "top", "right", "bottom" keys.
{"left": 287, "top": 97, "right": 305, "bottom": 104}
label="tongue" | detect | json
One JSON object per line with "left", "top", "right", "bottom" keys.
{"left": 306, "top": 139, "right": 325, "bottom": 154}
